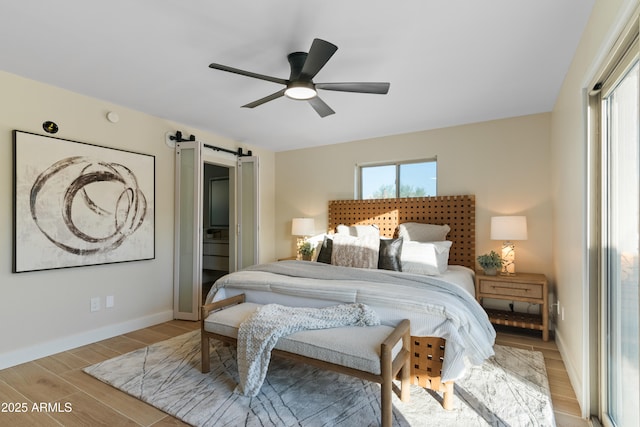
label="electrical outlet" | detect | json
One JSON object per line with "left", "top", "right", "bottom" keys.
{"left": 90, "top": 297, "right": 101, "bottom": 312}
{"left": 106, "top": 295, "right": 114, "bottom": 308}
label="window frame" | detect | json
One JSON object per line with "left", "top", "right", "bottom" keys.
{"left": 357, "top": 157, "right": 437, "bottom": 200}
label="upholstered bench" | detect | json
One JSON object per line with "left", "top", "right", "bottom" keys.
{"left": 201, "top": 294, "right": 411, "bottom": 427}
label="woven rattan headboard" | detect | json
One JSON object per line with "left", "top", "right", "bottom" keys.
{"left": 328, "top": 195, "right": 476, "bottom": 270}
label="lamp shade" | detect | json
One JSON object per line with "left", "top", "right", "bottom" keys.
{"left": 291, "top": 218, "right": 315, "bottom": 236}
{"left": 490, "top": 216, "right": 527, "bottom": 241}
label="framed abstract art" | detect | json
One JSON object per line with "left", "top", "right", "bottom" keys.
{"left": 12, "top": 131, "right": 155, "bottom": 272}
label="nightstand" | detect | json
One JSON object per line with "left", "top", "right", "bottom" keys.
{"left": 475, "top": 272, "right": 549, "bottom": 341}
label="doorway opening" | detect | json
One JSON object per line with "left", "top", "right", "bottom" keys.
{"left": 174, "top": 138, "right": 258, "bottom": 321}
{"left": 202, "top": 163, "right": 230, "bottom": 302}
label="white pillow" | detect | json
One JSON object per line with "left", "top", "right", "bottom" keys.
{"left": 400, "top": 241, "right": 452, "bottom": 275}
{"left": 331, "top": 233, "right": 380, "bottom": 269}
{"left": 336, "top": 224, "right": 380, "bottom": 237}
{"left": 398, "top": 222, "right": 450, "bottom": 242}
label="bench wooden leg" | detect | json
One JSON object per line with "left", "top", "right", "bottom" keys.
{"left": 201, "top": 294, "right": 246, "bottom": 374}
{"left": 383, "top": 360, "right": 410, "bottom": 427}
{"left": 201, "top": 332, "right": 210, "bottom": 373}
{"left": 380, "top": 347, "right": 392, "bottom": 427}
{"left": 381, "top": 378, "right": 392, "bottom": 427}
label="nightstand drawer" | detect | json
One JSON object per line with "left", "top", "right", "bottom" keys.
{"left": 479, "top": 280, "right": 543, "bottom": 299}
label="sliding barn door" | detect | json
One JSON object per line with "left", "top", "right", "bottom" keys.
{"left": 173, "top": 142, "right": 259, "bottom": 320}
{"left": 173, "top": 141, "right": 202, "bottom": 320}
{"left": 237, "top": 156, "right": 259, "bottom": 269}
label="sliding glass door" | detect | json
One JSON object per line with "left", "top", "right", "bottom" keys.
{"left": 600, "top": 48, "right": 639, "bottom": 427}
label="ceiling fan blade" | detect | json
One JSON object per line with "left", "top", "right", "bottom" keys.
{"left": 299, "top": 39, "right": 338, "bottom": 81}
{"left": 307, "top": 96, "right": 335, "bottom": 118}
{"left": 315, "top": 82, "right": 390, "bottom": 94}
{"left": 209, "top": 63, "right": 288, "bottom": 85}
{"left": 242, "top": 89, "right": 286, "bottom": 108}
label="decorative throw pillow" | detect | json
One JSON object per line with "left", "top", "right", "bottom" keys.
{"left": 315, "top": 235, "right": 333, "bottom": 264}
{"left": 400, "top": 240, "right": 452, "bottom": 275}
{"left": 378, "top": 237, "right": 403, "bottom": 271}
{"left": 331, "top": 234, "right": 380, "bottom": 269}
{"left": 397, "top": 222, "right": 450, "bottom": 242}
{"left": 336, "top": 224, "right": 380, "bottom": 237}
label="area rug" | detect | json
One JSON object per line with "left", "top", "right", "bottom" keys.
{"left": 84, "top": 330, "right": 555, "bottom": 426}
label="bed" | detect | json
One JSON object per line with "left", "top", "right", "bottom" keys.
{"left": 205, "top": 195, "right": 495, "bottom": 403}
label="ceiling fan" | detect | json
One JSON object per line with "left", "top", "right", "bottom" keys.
{"left": 209, "top": 38, "right": 390, "bottom": 118}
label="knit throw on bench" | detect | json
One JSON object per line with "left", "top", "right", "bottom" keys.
{"left": 236, "top": 303, "right": 380, "bottom": 396}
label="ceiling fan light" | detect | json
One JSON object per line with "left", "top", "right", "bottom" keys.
{"left": 285, "top": 84, "right": 317, "bottom": 100}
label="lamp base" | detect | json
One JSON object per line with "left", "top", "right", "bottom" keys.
{"left": 501, "top": 241, "right": 516, "bottom": 274}
{"left": 296, "top": 237, "right": 305, "bottom": 260}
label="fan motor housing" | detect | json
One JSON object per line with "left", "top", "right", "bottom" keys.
{"left": 287, "top": 52, "right": 309, "bottom": 81}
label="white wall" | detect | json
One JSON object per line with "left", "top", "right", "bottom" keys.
{"left": 275, "top": 113, "right": 553, "bottom": 281}
{"left": 550, "top": 0, "right": 634, "bottom": 416}
{"left": 0, "top": 70, "right": 275, "bottom": 369}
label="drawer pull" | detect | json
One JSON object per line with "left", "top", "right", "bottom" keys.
{"left": 492, "top": 286, "right": 529, "bottom": 292}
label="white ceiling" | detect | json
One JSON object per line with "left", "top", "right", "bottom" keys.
{"left": 0, "top": 0, "right": 594, "bottom": 152}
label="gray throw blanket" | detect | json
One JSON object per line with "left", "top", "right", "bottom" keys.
{"left": 236, "top": 303, "right": 380, "bottom": 396}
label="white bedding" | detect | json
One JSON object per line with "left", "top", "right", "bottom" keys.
{"left": 207, "top": 261, "right": 494, "bottom": 382}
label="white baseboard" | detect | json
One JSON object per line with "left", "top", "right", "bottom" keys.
{"left": 555, "top": 328, "right": 587, "bottom": 418}
{"left": 0, "top": 310, "right": 174, "bottom": 371}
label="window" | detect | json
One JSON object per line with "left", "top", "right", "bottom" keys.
{"left": 359, "top": 159, "right": 436, "bottom": 199}
{"left": 589, "top": 16, "right": 639, "bottom": 426}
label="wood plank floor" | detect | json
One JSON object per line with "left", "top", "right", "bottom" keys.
{"left": 0, "top": 321, "right": 586, "bottom": 426}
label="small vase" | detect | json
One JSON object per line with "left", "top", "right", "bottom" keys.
{"left": 484, "top": 267, "right": 497, "bottom": 276}
{"left": 302, "top": 253, "right": 312, "bottom": 261}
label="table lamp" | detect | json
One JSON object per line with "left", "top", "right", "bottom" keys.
{"left": 490, "top": 216, "right": 527, "bottom": 274}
